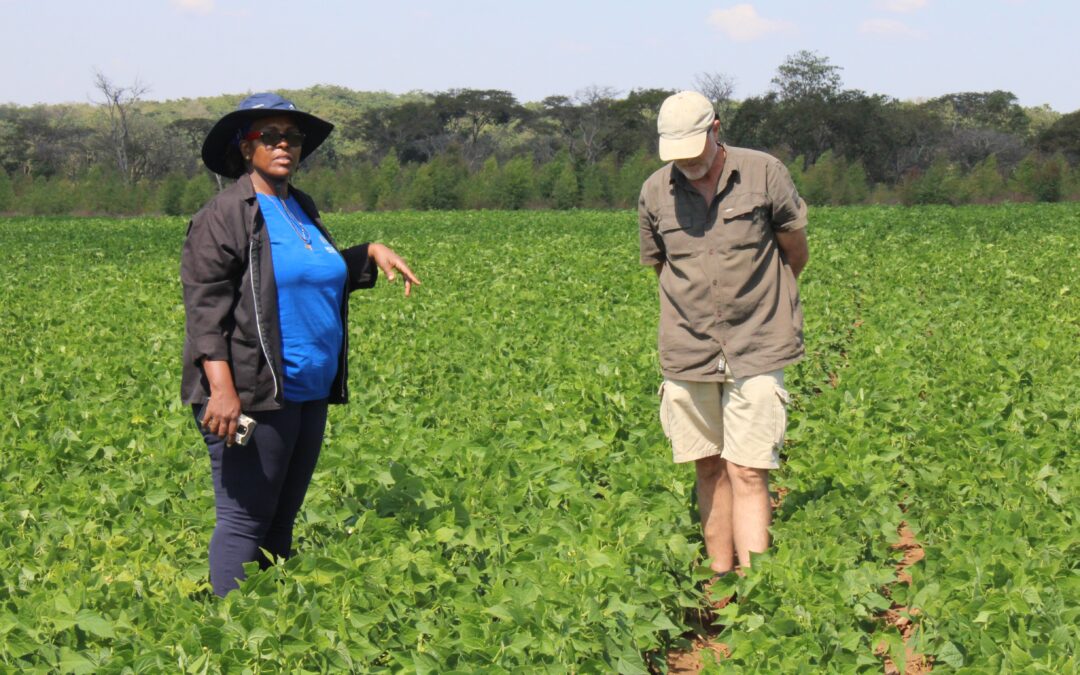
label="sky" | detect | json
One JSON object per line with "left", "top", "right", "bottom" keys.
{"left": 4, "top": 0, "right": 1078, "bottom": 113}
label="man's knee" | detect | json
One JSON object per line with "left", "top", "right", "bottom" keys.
{"left": 695, "top": 455, "right": 727, "bottom": 482}
{"left": 726, "top": 463, "right": 769, "bottom": 493}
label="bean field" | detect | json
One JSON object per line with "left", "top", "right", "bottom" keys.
{"left": 0, "top": 205, "right": 1076, "bottom": 672}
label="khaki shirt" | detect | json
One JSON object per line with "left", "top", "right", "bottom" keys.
{"left": 639, "top": 145, "right": 807, "bottom": 381}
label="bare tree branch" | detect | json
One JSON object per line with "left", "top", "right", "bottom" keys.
{"left": 694, "top": 72, "right": 736, "bottom": 108}
{"left": 93, "top": 70, "right": 150, "bottom": 183}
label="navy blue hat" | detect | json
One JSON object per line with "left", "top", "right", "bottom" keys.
{"left": 201, "top": 93, "right": 334, "bottom": 178}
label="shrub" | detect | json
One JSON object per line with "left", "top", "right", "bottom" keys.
{"left": 158, "top": 172, "right": 187, "bottom": 216}
{"left": 552, "top": 161, "right": 579, "bottom": 209}
{"left": 181, "top": 173, "right": 218, "bottom": 215}
{"left": 0, "top": 169, "right": 12, "bottom": 213}
{"left": 494, "top": 156, "right": 534, "bottom": 210}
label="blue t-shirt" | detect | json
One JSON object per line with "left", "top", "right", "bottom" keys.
{"left": 256, "top": 194, "right": 347, "bottom": 402}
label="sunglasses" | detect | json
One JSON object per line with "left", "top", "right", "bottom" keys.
{"left": 243, "top": 128, "right": 306, "bottom": 147}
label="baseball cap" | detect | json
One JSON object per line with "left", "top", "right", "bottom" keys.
{"left": 657, "top": 91, "right": 716, "bottom": 161}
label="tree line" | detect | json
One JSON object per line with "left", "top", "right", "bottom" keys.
{"left": 1, "top": 52, "right": 1078, "bottom": 216}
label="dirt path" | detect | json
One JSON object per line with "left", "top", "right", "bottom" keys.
{"left": 662, "top": 498, "right": 930, "bottom": 674}
{"left": 877, "top": 520, "right": 932, "bottom": 674}
{"left": 662, "top": 489, "right": 792, "bottom": 672}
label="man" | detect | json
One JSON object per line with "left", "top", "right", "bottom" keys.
{"left": 639, "top": 91, "right": 808, "bottom": 580}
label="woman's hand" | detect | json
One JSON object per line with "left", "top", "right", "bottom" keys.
{"left": 368, "top": 243, "right": 421, "bottom": 297}
{"left": 200, "top": 360, "right": 243, "bottom": 446}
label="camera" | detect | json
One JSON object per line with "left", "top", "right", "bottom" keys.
{"left": 199, "top": 403, "right": 258, "bottom": 446}
{"left": 234, "top": 413, "right": 257, "bottom": 446}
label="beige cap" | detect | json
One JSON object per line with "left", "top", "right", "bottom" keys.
{"left": 657, "top": 91, "right": 716, "bottom": 161}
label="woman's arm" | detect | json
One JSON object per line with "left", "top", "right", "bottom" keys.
{"left": 181, "top": 204, "right": 245, "bottom": 443}
{"left": 199, "top": 360, "right": 243, "bottom": 445}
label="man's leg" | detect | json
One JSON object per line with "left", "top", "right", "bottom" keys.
{"left": 721, "top": 369, "right": 787, "bottom": 569}
{"left": 695, "top": 455, "right": 736, "bottom": 574}
{"left": 727, "top": 463, "right": 771, "bottom": 568}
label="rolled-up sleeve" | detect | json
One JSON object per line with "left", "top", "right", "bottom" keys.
{"left": 639, "top": 187, "right": 664, "bottom": 266}
{"left": 180, "top": 205, "right": 243, "bottom": 365}
{"left": 767, "top": 160, "right": 808, "bottom": 233}
{"left": 340, "top": 243, "right": 379, "bottom": 292}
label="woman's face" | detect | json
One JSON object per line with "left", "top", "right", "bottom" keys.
{"left": 240, "top": 114, "right": 303, "bottom": 182}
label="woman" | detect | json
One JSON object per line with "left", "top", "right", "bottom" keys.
{"left": 180, "top": 93, "right": 419, "bottom": 596}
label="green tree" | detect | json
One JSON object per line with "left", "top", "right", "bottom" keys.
{"left": 27, "top": 175, "right": 76, "bottom": 215}
{"left": 925, "top": 91, "right": 1029, "bottom": 135}
{"left": 1010, "top": 152, "right": 1065, "bottom": 202}
{"left": 295, "top": 167, "right": 337, "bottom": 212}
{"left": 786, "top": 155, "right": 806, "bottom": 195}
{"left": 181, "top": 173, "right": 217, "bottom": 215}
{"left": 771, "top": 50, "right": 842, "bottom": 101}
{"left": 374, "top": 154, "right": 403, "bottom": 210}
{"left": 0, "top": 169, "right": 12, "bottom": 212}
{"left": 79, "top": 166, "right": 132, "bottom": 214}
{"left": 960, "top": 155, "right": 1005, "bottom": 203}
{"left": 1037, "top": 110, "right": 1080, "bottom": 164}
{"left": 841, "top": 161, "right": 870, "bottom": 204}
{"left": 580, "top": 157, "right": 614, "bottom": 207}
{"left": 1063, "top": 162, "right": 1080, "bottom": 200}
{"left": 801, "top": 150, "right": 840, "bottom": 205}
{"left": 614, "top": 149, "right": 660, "bottom": 208}
{"left": 536, "top": 149, "right": 572, "bottom": 200}
{"left": 346, "top": 162, "right": 378, "bottom": 211}
{"left": 552, "top": 161, "right": 579, "bottom": 209}
{"left": 901, "top": 159, "right": 960, "bottom": 205}
{"left": 158, "top": 172, "right": 187, "bottom": 216}
{"left": 1039, "top": 154, "right": 1067, "bottom": 202}
{"left": 406, "top": 163, "right": 437, "bottom": 210}
{"left": 461, "top": 156, "right": 499, "bottom": 208}
{"left": 430, "top": 153, "right": 467, "bottom": 208}
{"left": 495, "top": 156, "right": 534, "bottom": 210}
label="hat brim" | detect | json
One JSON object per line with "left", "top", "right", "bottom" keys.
{"left": 658, "top": 132, "right": 708, "bottom": 162}
{"left": 201, "top": 108, "right": 334, "bottom": 179}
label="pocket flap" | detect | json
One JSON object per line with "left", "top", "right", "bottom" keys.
{"left": 774, "top": 385, "right": 791, "bottom": 406}
{"left": 721, "top": 195, "right": 766, "bottom": 221}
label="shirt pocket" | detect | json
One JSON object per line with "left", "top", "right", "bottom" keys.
{"left": 658, "top": 205, "right": 704, "bottom": 260}
{"left": 720, "top": 193, "right": 770, "bottom": 247}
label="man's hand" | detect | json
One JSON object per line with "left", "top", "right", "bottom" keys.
{"left": 368, "top": 243, "right": 421, "bottom": 297}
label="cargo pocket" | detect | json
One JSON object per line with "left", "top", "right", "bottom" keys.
{"left": 773, "top": 385, "right": 790, "bottom": 450}
{"left": 658, "top": 381, "right": 672, "bottom": 439}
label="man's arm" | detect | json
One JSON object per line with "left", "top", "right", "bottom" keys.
{"left": 639, "top": 186, "right": 666, "bottom": 272}
{"left": 775, "top": 228, "right": 808, "bottom": 279}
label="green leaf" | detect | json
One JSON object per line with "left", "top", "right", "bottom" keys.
{"left": 58, "top": 647, "right": 97, "bottom": 675}
{"left": 936, "top": 641, "right": 964, "bottom": 668}
{"left": 75, "top": 610, "right": 115, "bottom": 639}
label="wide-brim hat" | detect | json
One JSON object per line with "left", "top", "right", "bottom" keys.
{"left": 657, "top": 91, "right": 716, "bottom": 162}
{"left": 201, "top": 92, "right": 334, "bottom": 179}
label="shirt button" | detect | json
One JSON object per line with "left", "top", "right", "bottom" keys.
{"left": 708, "top": 249, "right": 715, "bottom": 255}
{"left": 712, "top": 280, "right": 718, "bottom": 286}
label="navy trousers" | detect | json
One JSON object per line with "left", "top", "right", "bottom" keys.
{"left": 194, "top": 399, "right": 328, "bottom": 597}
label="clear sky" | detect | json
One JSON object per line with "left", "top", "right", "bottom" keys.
{"left": 4, "top": 0, "right": 1077, "bottom": 112}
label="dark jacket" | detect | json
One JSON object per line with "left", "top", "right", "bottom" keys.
{"left": 180, "top": 175, "right": 377, "bottom": 411}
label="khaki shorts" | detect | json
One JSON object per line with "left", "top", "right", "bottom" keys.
{"left": 659, "top": 370, "right": 789, "bottom": 468}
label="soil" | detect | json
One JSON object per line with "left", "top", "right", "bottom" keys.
{"left": 661, "top": 511, "right": 932, "bottom": 674}
{"left": 876, "top": 520, "right": 933, "bottom": 675}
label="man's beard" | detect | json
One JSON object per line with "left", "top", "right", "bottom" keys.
{"left": 676, "top": 161, "right": 709, "bottom": 180}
